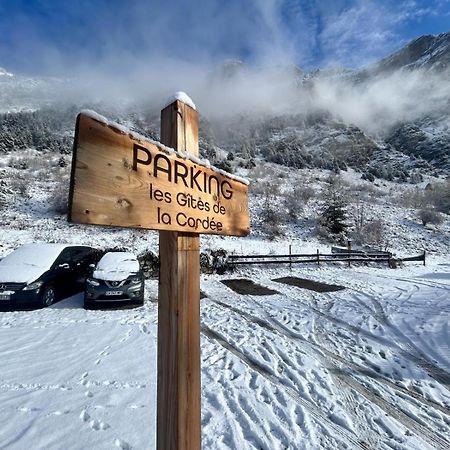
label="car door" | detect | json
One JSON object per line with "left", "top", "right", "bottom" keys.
{"left": 51, "top": 248, "right": 77, "bottom": 299}
{"left": 71, "top": 247, "right": 97, "bottom": 289}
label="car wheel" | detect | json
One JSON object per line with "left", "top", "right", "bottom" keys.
{"left": 84, "top": 298, "right": 95, "bottom": 310}
{"left": 41, "top": 286, "right": 55, "bottom": 307}
{"left": 135, "top": 292, "right": 144, "bottom": 306}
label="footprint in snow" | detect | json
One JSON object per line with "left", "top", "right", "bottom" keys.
{"left": 18, "top": 406, "right": 39, "bottom": 413}
{"left": 85, "top": 390, "right": 94, "bottom": 398}
{"left": 80, "top": 410, "right": 90, "bottom": 422}
{"left": 51, "top": 410, "right": 70, "bottom": 416}
{"left": 115, "top": 438, "right": 131, "bottom": 449}
{"left": 90, "top": 419, "right": 100, "bottom": 431}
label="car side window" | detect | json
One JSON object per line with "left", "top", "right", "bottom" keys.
{"left": 54, "top": 248, "right": 73, "bottom": 268}
{"left": 71, "top": 247, "right": 98, "bottom": 267}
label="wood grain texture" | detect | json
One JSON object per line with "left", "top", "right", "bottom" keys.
{"left": 69, "top": 111, "right": 249, "bottom": 236}
{"left": 157, "top": 100, "right": 201, "bottom": 450}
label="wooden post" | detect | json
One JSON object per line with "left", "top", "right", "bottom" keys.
{"left": 157, "top": 98, "right": 201, "bottom": 450}
{"left": 289, "top": 244, "right": 292, "bottom": 271}
{"left": 423, "top": 250, "right": 426, "bottom": 266}
{"left": 347, "top": 240, "right": 352, "bottom": 268}
{"left": 317, "top": 249, "right": 320, "bottom": 267}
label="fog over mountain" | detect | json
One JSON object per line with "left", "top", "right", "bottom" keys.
{"left": 0, "top": 31, "right": 449, "bottom": 179}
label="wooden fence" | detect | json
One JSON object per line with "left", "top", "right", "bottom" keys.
{"left": 227, "top": 249, "right": 426, "bottom": 268}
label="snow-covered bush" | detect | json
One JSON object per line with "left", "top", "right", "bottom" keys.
{"left": 428, "top": 181, "right": 450, "bottom": 215}
{"left": 9, "top": 177, "right": 29, "bottom": 198}
{"left": 50, "top": 180, "right": 69, "bottom": 215}
{"left": 419, "top": 209, "right": 443, "bottom": 226}
{"left": 260, "top": 187, "right": 284, "bottom": 240}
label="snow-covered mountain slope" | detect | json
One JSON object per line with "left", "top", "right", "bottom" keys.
{"left": 0, "top": 32, "right": 449, "bottom": 179}
{"left": 387, "top": 117, "right": 450, "bottom": 172}
{"left": 365, "top": 32, "right": 450, "bottom": 74}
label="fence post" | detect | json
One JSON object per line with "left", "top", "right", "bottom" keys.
{"left": 347, "top": 240, "right": 352, "bottom": 267}
{"left": 289, "top": 244, "right": 292, "bottom": 271}
{"left": 317, "top": 249, "right": 320, "bottom": 267}
{"left": 423, "top": 250, "right": 426, "bottom": 266}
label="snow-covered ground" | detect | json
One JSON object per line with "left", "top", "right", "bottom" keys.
{"left": 1, "top": 150, "right": 449, "bottom": 449}
{"left": 0, "top": 263, "right": 449, "bottom": 449}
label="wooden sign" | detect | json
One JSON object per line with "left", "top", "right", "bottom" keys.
{"left": 68, "top": 112, "right": 250, "bottom": 236}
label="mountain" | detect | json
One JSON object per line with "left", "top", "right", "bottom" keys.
{"left": 364, "top": 32, "right": 450, "bottom": 75}
{"left": 361, "top": 31, "right": 450, "bottom": 174}
{"left": 0, "top": 31, "right": 449, "bottom": 182}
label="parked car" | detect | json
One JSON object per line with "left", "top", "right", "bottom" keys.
{"left": 84, "top": 252, "right": 145, "bottom": 309}
{"left": 0, "top": 243, "right": 100, "bottom": 308}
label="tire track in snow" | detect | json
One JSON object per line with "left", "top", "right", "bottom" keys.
{"left": 205, "top": 295, "right": 450, "bottom": 417}
{"left": 347, "top": 288, "right": 450, "bottom": 391}
{"left": 255, "top": 289, "right": 450, "bottom": 419}
{"left": 352, "top": 272, "right": 450, "bottom": 293}
{"left": 204, "top": 296, "right": 450, "bottom": 449}
{"left": 314, "top": 327, "right": 379, "bottom": 448}
{"left": 202, "top": 325, "right": 372, "bottom": 450}
{"left": 271, "top": 280, "right": 450, "bottom": 397}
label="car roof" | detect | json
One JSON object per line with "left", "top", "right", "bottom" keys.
{"left": 0, "top": 243, "right": 90, "bottom": 268}
{"left": 98, "top": 252, "right": 138, "bottom": 263}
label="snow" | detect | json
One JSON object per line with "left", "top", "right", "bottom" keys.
{"left": 162, "top": 91, "right": 196, "bottom": 111}
{"left": 0, "top": 264, "right": 449, "bottom": 449}
{"left": 0, "top": 299, "right": 157, "bottom": 449}
{"left": 0, "top": 67, "right": 13, "bottom": 77}
{"left": 1, "top": 140, "right": 450, "bottom": 449}
{"left": 80, "top": 109, "right": 249, "bottom": 186}
{"left": 0, "top": 243, "right": 72, "bottom": 283}
{"left": 93, "top": 252, "right": 140, "bottom": 282}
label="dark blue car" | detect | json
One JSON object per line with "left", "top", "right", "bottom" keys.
{"left": 0, "top": 243, "right": 99, "bottom": 309}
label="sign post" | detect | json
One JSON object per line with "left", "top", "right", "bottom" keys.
{"left": 157, "top": 99, "right": 201, "bottom": 450}
{"left": 68, "top": 94, "right": 250, "bottom": 450}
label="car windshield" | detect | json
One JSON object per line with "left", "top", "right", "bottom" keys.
{"left": 95, "top": 252, "right": 139, "bottom": 274}
{"left": 0, "top": 244, "right": 68, "bottom": 269}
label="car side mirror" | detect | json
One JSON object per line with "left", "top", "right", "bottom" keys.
{"left": 58, "top": 263, "right": 70, "bottom": 270}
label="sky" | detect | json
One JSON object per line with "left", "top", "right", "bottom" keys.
{"left": 0, "top": 0, "right": 448, "bottom": 75}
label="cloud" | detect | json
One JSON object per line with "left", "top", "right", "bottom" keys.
{"left": 314, "top": 0, "right": 449, "bottom": 68}
{"left": 0, "top": 0, "right": 448, "bottom": 140}
{"left": 311, "top": 68, "right": 450, "bottom": 134}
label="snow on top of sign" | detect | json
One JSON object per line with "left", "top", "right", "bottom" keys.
{"left": 80, "top": 109, "right": 249, "bottom": 186}
{"left": 162, "top": 91, "right": 196, "bottom": 110}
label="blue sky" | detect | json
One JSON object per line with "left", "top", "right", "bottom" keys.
{"left": 0, "top": 0, "right": 448, "bottom": 74}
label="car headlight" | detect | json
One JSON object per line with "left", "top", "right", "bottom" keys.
{"left": 23, "top": 280, "right": 44, "bottom": 291}
{"left": 87, "top": 278, "right": 100, "bottom": 287}
{"left": 129, "top": 276, "right": 142, "bottom": 284}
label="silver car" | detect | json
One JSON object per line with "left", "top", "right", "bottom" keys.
{"left": 84, "top": 252, "right": 144, "bottom": 308}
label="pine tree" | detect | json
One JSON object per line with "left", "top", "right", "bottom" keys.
{"left": 319, "top": 175, "right": 348, "bottom": 236}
